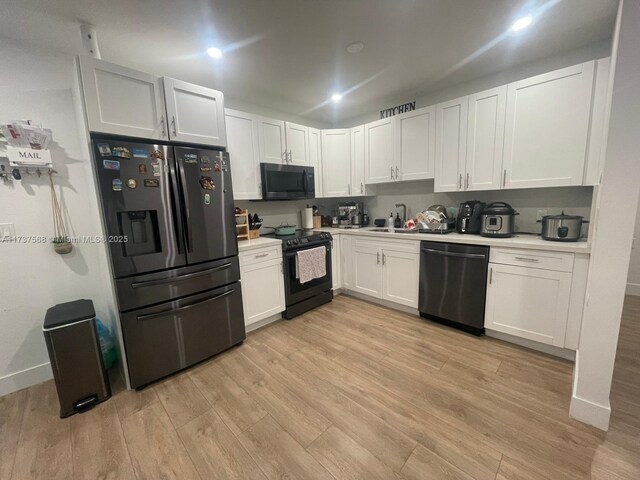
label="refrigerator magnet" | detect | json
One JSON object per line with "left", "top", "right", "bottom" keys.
{"left": 200, "top": 155, "right": 211, "bottom": 164}
{"left": 112, "top": 179, "right": 123, "bottom": 191}
{"left": 138, "top": 164, "right": 148, "bottom": 174}
{"left": 143, "top": 179, "right": 159, "bottom": 188}
{"left": 132, "top": 148, "right": 149, "bottom": 158}
{"left": 103, "top": 159, "right": 120, "bottom": 170}
{"left": 151, "top": 162, "right": 161, "bottom": 176}
{"left": 97, "top": 143, "right": 112, "bottom": 156}
{"left": 200, "top": 166, "right": 212, "bottom": 172}
{"left": 204, "top": 193, "right": 211, "bottom": 205}
{"left": 199, "top": 176, "right": 215, "bottom": 190}
{"left": 213, "top": 162, "right": 220, "bottom": 172}
{"left": 150, "top": 149, "right": 164, "bottom": 160}
{"left": 126, "top": 178, "right": 138, "bottom": 189}
{"left": 112, "top": 147, "right": 132, "bottom": 159}
{"left": 184, "top": 153, "right": 198, "bottom": 164}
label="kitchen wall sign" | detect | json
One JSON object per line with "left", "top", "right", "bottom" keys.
{"left": 380, "top": 101, "right": 416, "bottom": 119}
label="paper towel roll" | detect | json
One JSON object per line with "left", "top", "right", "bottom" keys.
{"left": 302, "top": 207, "right": 313, "bottom": 229}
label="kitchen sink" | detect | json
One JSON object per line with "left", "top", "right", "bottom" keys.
{"left": 368, "top": 228, "right": 420, "bottom": 234}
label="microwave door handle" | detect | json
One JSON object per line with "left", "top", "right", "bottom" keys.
{"left": 302, "top": 169, "right": 308, "bottom": 195}
{"left": 177, "top": 157, "right": 193, "bottom": 252}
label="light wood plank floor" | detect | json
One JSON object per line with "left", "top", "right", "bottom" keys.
{"left": 1, "top": 294, "right": 639, "bottom": 479}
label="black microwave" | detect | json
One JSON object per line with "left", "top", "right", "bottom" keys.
{"left": 260, "top": 163, "right": 315, "bottom": 200}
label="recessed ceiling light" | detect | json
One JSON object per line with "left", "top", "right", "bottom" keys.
{"left": 511, "top": 15, "right": 533, "bottom": 32}
{"left": 207, "top": 47, "right": 223, "bottom": 59}
{"left": 346, "top": 42, "right": 364, "bottom": 54}
{"left": 331, "top": 93, "right": 343, "bottom": 103}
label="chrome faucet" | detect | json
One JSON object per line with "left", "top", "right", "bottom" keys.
{"left": 395, "top": 203, "right": 407, "bottom": 223}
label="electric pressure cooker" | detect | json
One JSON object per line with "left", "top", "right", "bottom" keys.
{"left": 538, "top": 211, "right": 588, "bottom": 242}
{"left": 480, "top": 202, "right": 518, "bottom": 238}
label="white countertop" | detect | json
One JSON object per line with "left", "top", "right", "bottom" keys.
{"left": 237, "top": 236, "right": 283, "bottom": 253}
{"left": 318, "top": 227, "right": 591, "bottom": 254}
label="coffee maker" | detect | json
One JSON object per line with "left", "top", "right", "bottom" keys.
{"left": 456, "top": 201, "right": 486, "bottom": 234}
{"left": 337, "top": 201, "right": 363, "bottom": 228}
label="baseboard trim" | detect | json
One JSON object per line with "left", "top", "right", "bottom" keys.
{"left": 626, "top": 282, "right": 640, "bottom": 296}
{"left": 0, "top": 362, "right": 52, "bottom": 397}
{"left": 245, "top": 313, "right": 282, "bottom": 333}
{"left": 485, "top": 329, "right": 576, "bottom": 361}
{"left": 570, "top": 394, "right": 611, "bottom": 430}
{"left": 342, "top": 291, "right": 419, "bottom": 316}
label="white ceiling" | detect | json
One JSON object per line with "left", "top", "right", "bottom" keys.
{"left": 0, "top": 0, "right": 617, "bottom": 125}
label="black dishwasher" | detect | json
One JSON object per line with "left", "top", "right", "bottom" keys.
{"left": 418, "top": 241, "right": 489, "bottom": 335}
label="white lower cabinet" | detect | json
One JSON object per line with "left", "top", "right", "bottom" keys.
{"left": 485, "top": 248, "right": 574, "bottom": 347}
{"left": 339, "top": 235, "right": 352, "bottom": 289}
{"left": 331, "top": 236, "right": 341, "bottom": 290}
{"left": 351, "top": 237, "right": 419, "bottom": 308}
{"left": 240, "top": 247, "right": 285, "bottom": 328}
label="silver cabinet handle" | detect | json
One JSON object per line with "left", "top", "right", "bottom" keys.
{"left": 160, "top": 115, "right": 166, "bottom": 138}
{"left": 171, "top": 116, "right": 177, "bottom": 136}
{"left": 348, "top": 184, "right": 351, "bottom": 195}
{"left": 489, "top": 268, "right": 493, "bottom": 284}
{"left": 360, "top": 182, "right": 363, "bottom": 193}
{"left": 283, "top": 151, "right": 288, "bottom": 163}
{"left": 382, "top": 252, "right": 386, "bottom": 265}
{"left": 466, "top": 172, "right": 470, "bottom": 189}
{"left": 390, "top": 166, "right": 394, "bottom": 180}
{"left": 377, "top": 252, "right": 380, "bottom": 265}
{"left": 514, "top": 256, "right": 539, "bottom": 262}
{"left": 395, "top": 166, "right": 399, "bottom": 180}
{"left": 459, "top": 174, "right": 463, "bottom": 190}
{"left": 289, "top": 150, "right": 292, "bottom": 163}
{"left": 503, "top": 169, "right": 507, "bottom": 188}
{"left": 254, "top": 253, "right": 269, "bottom": 258}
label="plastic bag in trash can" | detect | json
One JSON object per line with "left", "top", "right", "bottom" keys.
{"left": 96, "top": 318, "right": 116, "bottom": 370}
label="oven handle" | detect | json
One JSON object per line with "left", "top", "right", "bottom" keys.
{"left": 136, "top": 289, "right": 234, "bottom": 321}
{"left": 284, "top": 245, "right": 329, "bottom": 258}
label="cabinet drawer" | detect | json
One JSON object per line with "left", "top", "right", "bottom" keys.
{"left": 240, "top": 246, "right": 282, "bottom": 266}
{"left": 353, "top": 236, "right": 419, "bottom": 254}
{"left": 489, "top": 248, "right": 574, "bottom": 273}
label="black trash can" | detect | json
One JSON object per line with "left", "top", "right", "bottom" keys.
{"left": 43, "top": 299, "right": 111, "bottom": 418}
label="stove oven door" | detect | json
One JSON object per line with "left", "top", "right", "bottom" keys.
{"left": 283, "top": 243, "right": 332, "bottom": 305}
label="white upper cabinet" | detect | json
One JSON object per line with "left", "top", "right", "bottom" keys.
{"left": 350, "top": 125, "right": 366, "bottom": 196}
{"left": 435, "top": 96, "right": 468, "bottom": 192}
{"left": 503, "top": 61, "right": 595, "bottom": 189}
{"left": 258, "top": 117, "right": 287, "bottom": 164}
{"left": 79, "top": 56, "right": 167, "bottom": 140}
{"left": 583, "top": 57, "right": 611, "bottom": 186}
{"left": 395, "top": 106, "right": 436, "bottom": 181}
{"left": 308, "top": 127, "right": 323, "bottom": 197}
{"left": 466, "top": 86, "right": 507, "bottom": 191}
{"left": 322, "top": 129, "right": 351, "bottom": 197}
{"left": 285, "top": 122, "right": 310, "bottom": 165}
{"left": 225, "top": 109, "right": 261, "bottom": 200}
{"left": 365, "top": 117, "right": 396, "bottom": 184}
{"left": 163, "top": 77, "right": 226, "bottom": 147}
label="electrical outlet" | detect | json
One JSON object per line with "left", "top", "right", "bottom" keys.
{"left": 0, "top": 222, "right": 15, "bottom": 241}
{"left": 536, "top": 209, "right": 548, "bottom": 221}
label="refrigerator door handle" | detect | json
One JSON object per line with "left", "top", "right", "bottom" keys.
{"left": 131, "top": 262, "right": 232, "bottom": 288}
{"left": 167, "top": 153, "right": 186, "bottom": 255}
{"left": 176, "top": 157, "right": 193, "bottom": 252}
{"left": 136, "top": 289, "right": 234, "bottom": 322}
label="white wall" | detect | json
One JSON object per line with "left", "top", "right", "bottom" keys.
{"left": 570, "top": 0, "right": 640, "bottom": 430}
{"left": 342, "top": 40, "right": 612, "bottom": 127}
{"left": 0, "top": 39, "right": 116, "bottom": 396}
{"left": 626, "top": 192, "right": 640, "bottom": 295}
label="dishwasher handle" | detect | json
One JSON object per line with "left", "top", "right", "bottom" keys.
{"left": 421, "top": 247, "right": 487, "bottom": 260}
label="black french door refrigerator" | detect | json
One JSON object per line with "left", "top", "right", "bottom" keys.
{"left": 92, "top": 137, "right": 245, "bottom": 388}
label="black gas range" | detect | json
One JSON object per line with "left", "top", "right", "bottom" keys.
{"left": 262, "top": 230, "right": 333, "bottom": 318}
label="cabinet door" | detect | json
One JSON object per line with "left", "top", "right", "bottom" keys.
{"left": 381, "top": 250, "right": 419, "bottom": 308}
{"left": 285, "top": 122, "right": 309, "bottom": 165}
{"left": 435, "top": 96, "right": 468, "bottom": 192}
{"left": 485, "top": 264, "right": 571, "bottom": 346}
{"left": 365, "top": 118, "right": 396, "bottom": 184}
{"left": 308, "top": 128, "right": 323, "bottom": 197}
{"left": 351, "top": 244, "right": 382, "bottom": 298}
{"left": 331, "top": 237, "right": 341, "bottom": 290}
{"left": 466, "top": 86, "right": 506, "bottom": 191}
{"left": 163, "top": 77, "right": 226, "bottom": 147}
{"left": 503, "top": 61, "right": 595, "bottom": 189}
{"left": 225, "top": 109, "right": 261, "bottom": 200}
{"left": 79, "top": 56, "right": 166, "bottom": 139}
{"left": 340, "top": 235, "right": 352, "bottom": 290}
{"left": 350, "top": 125, "right": 366, "bottom": 196}
{"left": 321, "top": 129, "right": 351, "bottom": 197}
{"left": 583, "top": 57, "right": 611, "bottom": 186}
{"left": 395, "top": 106, "right": 436, "bottom": 181}
{"left": 241, "top": 258, "right": 285, "bottom": 327}
{"left": 258, "top": 117, "right": 287, "bottom": 164}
